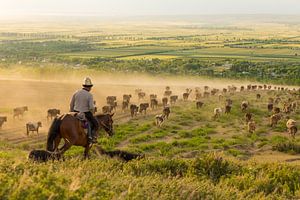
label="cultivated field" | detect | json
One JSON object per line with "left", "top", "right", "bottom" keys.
{"left": 0, "top": 15, "right": 300, "bottom": 199}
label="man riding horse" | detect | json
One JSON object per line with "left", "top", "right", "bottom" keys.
{"left": 70, "top": 77, "right": 99, "bottom": 144}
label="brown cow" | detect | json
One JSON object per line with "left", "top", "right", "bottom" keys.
{"left": 162, "top": 97, "right": 168, "bottom": 107}
{"left": 13, "top": 106, "right": 28, "bottom": 119}
{"left": 245, "top": 113, "right": 252, "bottom": 124}
{"left": 47, "top": 109, "right": 60, "bottom": 120}
{"left": 122, "top": 101, "right": 129, "bottom": 111}
{"left": 256, "top": 94, "right": 261, "bottom": 100}
{"left": 164, "top": 90, "right": 172, "bottom": 97}
{"left": 225, "top": 105, "right": 232, "bottom": 114}
{"left": 248, "top": 121, "right": 256, "bottom": 133}
{"left": 130, "top": 104, "right": 139, "bottom": 117}
{"left": 183, "top": 89, "right": 192, "bottom": 101}
{"left": 286, "top": 119, "right": 297, "bottom": 138}
{"left": 123, "top": 94, "right": 132, "bottom": 103}
{"left": 273, "top": 107, "right": 281, "bottom": 114}
{"left": 138, "top": 92, "right": 146, "bottom": 100}
{"left": 241, "top": 101, "right": 249, "bottom": 112}
{"left": 102, "top": 105, "right": 114, "bottom": 114}
{"left": 150, "top": 98, "right": 158, "bottom": 110}
{"left": 270, "top": 114, "right": 281, "bottom": 127}
{"left": 163, "top": 107, "right": 171, "bottom": 119}
{"left": 139, "top": 103, "right": 149, "bottom": 115}
{"left": 267, "top": 103, "right": 274, "bottom": 112}
{"left": 0, "top": 116, "right": 7, "bottom": 129}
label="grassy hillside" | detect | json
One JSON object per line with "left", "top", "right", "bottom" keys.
{"left": 1, "top": 84, "right": 300, "bottom": 199}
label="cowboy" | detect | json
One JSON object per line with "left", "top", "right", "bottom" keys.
{"left": 70, "top": 77, "right": 99, "bottom": 144}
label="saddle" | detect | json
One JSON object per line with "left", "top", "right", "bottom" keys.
{"left": 67, "top": 112, "right": 89, "bottom": 130}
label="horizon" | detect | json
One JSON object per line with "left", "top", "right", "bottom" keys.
{"left": 1, "top": 0, "right": 300, "bottom": 17}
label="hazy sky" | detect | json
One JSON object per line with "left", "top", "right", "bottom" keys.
{"left": 0, "top": 0, "right": 300, "bottom": 16}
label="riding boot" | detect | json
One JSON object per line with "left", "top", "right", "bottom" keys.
{"left": 87, "top": 124, "right": 95, "bottom": 144}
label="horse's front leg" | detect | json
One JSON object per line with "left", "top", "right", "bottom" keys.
{"left": 58, "top": 138, "right": 73, "bottom": 155}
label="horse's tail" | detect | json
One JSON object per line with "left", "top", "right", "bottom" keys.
{"left": 46, "top": 116, "right": 62, "bottom": 152}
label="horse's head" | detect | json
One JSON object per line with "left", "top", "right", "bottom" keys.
{"left": 96, "top": 113, "right": 114, "bottom": 136}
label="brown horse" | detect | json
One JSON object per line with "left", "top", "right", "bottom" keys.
{"left": 46, "top": 113, "right": 114, "bottom": 158}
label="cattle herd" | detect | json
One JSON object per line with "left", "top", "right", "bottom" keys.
{"left": 0, "top": 84, "right": 299, "bottom": 140}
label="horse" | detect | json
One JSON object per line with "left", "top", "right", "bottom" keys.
{"left": 46, "top": 113, "right": 114, "bottom": 159}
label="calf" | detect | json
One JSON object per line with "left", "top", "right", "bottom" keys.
{"left": 26, "top": 122, "right": 42, "bottom": 135}
{"left": 130, "top": 104, "right": 139, "bottom": 118}
{"left": 139, "top": 103, "right": 149, "bottom": 115}
{"left": 13, "top": 106, "right": 28, "bottom": 118}
{"left": 0, "top": 116, "right": 7, "bottom": 129}
{"left": 47, "top": 109, "right": 60, "bottom": 120}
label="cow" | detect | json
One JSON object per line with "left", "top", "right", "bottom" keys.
{"left": 240, "top": 86, "right": 245, "bottom": 92}
{"left": 213, "top": 108, "right": 222, "bottom": 119}
{"left": 195, "top": 93, "right": 202, "bottom": 100}
{"left": 102, "top": 105, "right": 114, "bottom": 114}
{"left": 106, "top": 96, "right": 117, "bottom": 104}
{"left": 150, "top": 94, "right": 157, "bottom": 100}
{"left": 183, "top": 89, "right": 192, "bottom": 101}
{"left": 245, "top": 113, "right": 252, "bottom": 124}
{"left": 270, "top": 114, "right": 281, "bottom": 127}
{"left": 203, "top": 92, "right": 210, "bottom": 98}
{"left": 225, "top": 105, "right": 232, "bottom": 114}
{"left": 13, "top": 106, "right": 28, "bottom": 118}
{"left": 162, "top": 97, "right": 168, "bottom": 107}
{"left": 256, "top": 94, "right": 261, "bottom": 100}
{"left": 139, "top": 103, "right": 149, "bottom": 115}
{"left": 248, "top": 121, "right": 256, "bottom": 133}
{"left": 122, "top": 101, "right": 129, "bottom": 111}
{"left": 163, "top": 107, "right": 171, "bottom": 119}
{"left": 123, "top": 94, "right": 132, "bottom": 103}
{"left": 26, "top": 122, "right": 42, "bottom": 135}
{"left": 196, "top": 101, "right": 204, "bottom": 109}
{"left": 47, "top": 109, "right": 60, "bottom": 120}
{"left": 170, "top": 95, "right": 178, "bottom": 104}
{"left": 138, "top": 92, "right": 146, "bottom": 100}
{"left": 241, "top": 101, "right": 249, "bottom": 112}
{"left": 267, "top": 103, "right": 274, "bottom": 112}
{"left": 130, "top": 104, "right": 139, "bottom": 118}
{"left": 0, "top": 116, "right": 7, "bottom": 129}
{"left": 226, "top": 99, "right": 233, "bottom": 106}
{"left": 155, "top": 114, "right": 166, "bottom": 127}
{"left": 150, "top": 98, "right": 158, "bottom": 110}
{"left": 164, "top": 90, "right": 172, "bottom": 97}
{"left": 286, "top": 119, "right": 297, "bottom": 138}
{"left": 273, "top": 107, "right": 281, "bottom": 114}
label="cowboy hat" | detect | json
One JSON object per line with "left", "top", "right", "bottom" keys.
{"left": 82, "top": 77, "right": 93, "bottom": 87}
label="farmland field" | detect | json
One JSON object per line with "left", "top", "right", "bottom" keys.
{"left": 0, "top": 15, "right": 300, "bottom": 199}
